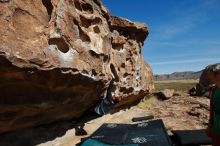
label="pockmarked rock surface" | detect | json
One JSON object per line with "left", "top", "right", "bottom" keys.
{"left": 0, "top": 0, "right": 154, "bottom": 133}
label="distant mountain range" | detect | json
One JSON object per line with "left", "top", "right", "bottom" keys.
{"left": 154, "top": 70, "right": 203, "bottom": 81}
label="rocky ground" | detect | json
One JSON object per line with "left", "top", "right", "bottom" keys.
{"left": 149, "top": 92, "right": 209, "bottom": 134}
{"left": 0, "top": 91, "right": 210, "bottom": 146}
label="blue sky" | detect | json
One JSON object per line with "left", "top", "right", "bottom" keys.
{"left": 102, "top": 0, "right": 220, "bottom": 74}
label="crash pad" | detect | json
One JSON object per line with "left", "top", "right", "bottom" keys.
{"left": 172, "top": 129, "right": 212, "bottom": 146}
{"left": 90, "top": 119, "right": 172, "bottom": 146}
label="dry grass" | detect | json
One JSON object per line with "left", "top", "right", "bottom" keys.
{"left": 137, "top": 94, "right": 159, "bottom": 109}
{"left": 155, "top": 79, "right": 198, "bottom": 91}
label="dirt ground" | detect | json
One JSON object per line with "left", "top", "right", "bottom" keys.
{"left": 147, "top": 92, "right": 209, "bottom": 134}
{"left": 40, "top": 91, "right": 210, "bottom": 146}
{"left": 0, "top": 91, "right": 210, "bottom": 146}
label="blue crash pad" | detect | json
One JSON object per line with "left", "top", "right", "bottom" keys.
{"left": 81, "top": 138, "right": 138, "bottom": 146}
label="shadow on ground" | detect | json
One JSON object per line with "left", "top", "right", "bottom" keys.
{"left": 0, "top": 111, "right": 99, "bottom": 146}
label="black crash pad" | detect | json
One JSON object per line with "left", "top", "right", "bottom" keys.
{"left": 131, "top": 115, "right": 154, "bottom": 122}
{"left": 90, "top": 119, "right": 172, "bottom": 146}
{"left": 172, "top": 129, "right": 212, "bottom": 146}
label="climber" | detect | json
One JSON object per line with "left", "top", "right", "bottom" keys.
{"left": 94, "top": 78, "right": 119, "bottom": 116}
{"left": 206, "top": 63, "right": 220, "bottom": 146}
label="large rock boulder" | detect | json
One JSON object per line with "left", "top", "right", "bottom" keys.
{"left": 196, "top": 63, "right": 220, "bottom": 96}
{"left": 0, "top": 0, "right": 154, "bottom": 133}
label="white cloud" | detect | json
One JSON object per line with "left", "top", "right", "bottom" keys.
{"left": 145, "top": 38, "right": 220, "bottom": 50}
{"left": 148, "top": 0, "right": 220, "bottom": 41}
{"left": 151, "top": 58, "right": 220, "bottom": 65}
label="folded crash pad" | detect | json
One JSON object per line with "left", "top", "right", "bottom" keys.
{"left": 90, "top": 119, "right": 172, "bottom": 146}
{"left": 131, "top": 115, "right": 154, "bottom": 122}
{"left": 172, "top": 129, "right": 212, "bottom": 146}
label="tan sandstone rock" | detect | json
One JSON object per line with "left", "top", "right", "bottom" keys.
{"left": 0, "top": 0, "right": 154, "bottom": 133}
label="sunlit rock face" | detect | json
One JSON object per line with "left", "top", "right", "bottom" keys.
{"left": 108, "top": 16, "right": 154, "bottom": 108}
{"left": 0, "top": 0, "right": 154, "bottom": 133}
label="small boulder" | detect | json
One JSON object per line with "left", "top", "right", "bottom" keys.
{"left": 188, "top": 87, "right": 197, "bottom": 96}
{"left": 154, "top": 89, "right": 175, "bottom": 100}
{"left": 173, "top": 91, "right": 182, "bottom": 96}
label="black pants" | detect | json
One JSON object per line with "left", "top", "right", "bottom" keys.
{"left": 94, "top": 97, "right": 116, "bottom": 116}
